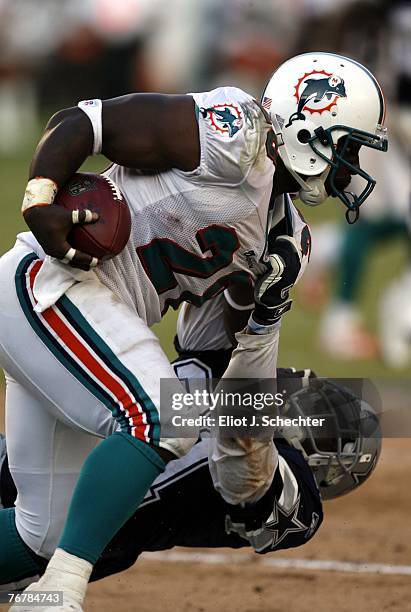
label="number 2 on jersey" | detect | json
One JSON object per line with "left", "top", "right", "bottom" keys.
{"left": 136, "top": 224, "right": 247, "bottom": 301}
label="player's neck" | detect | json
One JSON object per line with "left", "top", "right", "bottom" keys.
{"left": 272, "top": 158, "right": 301, "bottom": 198}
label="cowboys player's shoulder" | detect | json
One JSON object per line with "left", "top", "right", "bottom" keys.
{"left": 187, "top": 86, "right": 274, "bottom": 188}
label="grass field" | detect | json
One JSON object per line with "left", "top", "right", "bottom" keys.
{"left": 0, "top": 132, "right": 410, "bottom": 378}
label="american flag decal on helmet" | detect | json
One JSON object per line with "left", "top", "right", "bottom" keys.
{"left": 262, "top": 97, "right": 272, "bottom": 110}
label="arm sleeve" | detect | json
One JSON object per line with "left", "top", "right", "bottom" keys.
{"left": 208, "top": 326, "right": 280, "bottom": 505}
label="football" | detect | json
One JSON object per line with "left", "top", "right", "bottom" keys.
{"left": 55, "top": 172, "right": 131, "bottom": 261}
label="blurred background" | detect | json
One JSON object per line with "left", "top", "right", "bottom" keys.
{"left": 1, "top": 4, "right": 411, "bottom": 611}
{"left": 0, "top": 0, "right": 410, "bottom": 379}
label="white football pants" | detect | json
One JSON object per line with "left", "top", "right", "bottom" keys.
{"left": 0, "top": 242, "right": 196, "bottom": 557}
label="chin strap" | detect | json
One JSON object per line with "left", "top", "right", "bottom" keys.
{"left": 298, "top": 167, "right": 330, "bottom": 206}
{"left": 345, "top": 202, "right": 360, "bottom": 224}
{"left": 270, "top": 116, "right": 330, "bottom": 207}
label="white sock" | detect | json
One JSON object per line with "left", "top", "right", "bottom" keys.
{"left": 39, "top": 548, "right": 93, "bottom": 605}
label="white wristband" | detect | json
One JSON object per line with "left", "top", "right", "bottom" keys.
{"left": 21, "top": 177, "right": 58, "bottom": 215}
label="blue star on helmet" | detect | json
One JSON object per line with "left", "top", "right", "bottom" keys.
{"left": 264, "top": 495, "right": 308, "bottom": 548}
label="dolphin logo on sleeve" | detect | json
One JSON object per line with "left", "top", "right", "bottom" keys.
{"left": 286, "top": 73, "right": 347, "bottom": 128}
{"left": 200, "top": 104, "right": 243, "bottom": 137}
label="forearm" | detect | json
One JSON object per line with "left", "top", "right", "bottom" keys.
{"left": 209, "top": 327, "right": 280, "bottom": 505}
{"left": 222, "top": 323, "right": 280, "bottom": 379}
{"left": 29, "top": 108, "right": 93, "bottom": 186}
{"left": 21, "top": 94, "right": 199, "bottom": 269}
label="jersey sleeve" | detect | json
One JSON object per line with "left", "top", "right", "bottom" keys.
{"left": 181, "top": 87, "right": 272, "bottom": 187}
{"left": 224, "top": 443, "right": 323, "bottom": 554}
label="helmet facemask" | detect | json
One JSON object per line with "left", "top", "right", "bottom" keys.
{"left": 279, "top": 379, "right": 381, "bottom": 500}
{"left": 308, "top": 124, "right": 388, "bottom": 222}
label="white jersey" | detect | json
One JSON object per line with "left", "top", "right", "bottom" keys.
{"left": 177, "top": 194, "right": 311, "bottom": 351}
{"left": 95, "top": 87, "right": 274, "bottom": 325}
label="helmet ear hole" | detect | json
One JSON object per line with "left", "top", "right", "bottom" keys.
{"left": 297, "top": 129, "right": 311, "bottom": 144}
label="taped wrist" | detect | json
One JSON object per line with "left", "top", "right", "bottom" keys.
{"left": 247, "top": 311, "right": 284, "bottom": 334}
{"left": 21, "top": 177, "right": 58, "bottom": 216}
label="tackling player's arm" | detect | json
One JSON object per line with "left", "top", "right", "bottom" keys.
{"left": 223, "top": 229, "right": 303, "bottom": 343}
{"left": 23, "top": 95, "right": 200, "bottom": 269}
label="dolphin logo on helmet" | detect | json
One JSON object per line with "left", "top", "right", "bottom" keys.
{"left": 286, "top": 73, "right": 347, "bottom": 127}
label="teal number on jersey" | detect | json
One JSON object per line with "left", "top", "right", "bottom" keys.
{"left": 136, "top": 224, "right": 251, "bottom": 308}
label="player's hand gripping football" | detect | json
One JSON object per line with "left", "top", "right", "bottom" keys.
{"left": 21, "top": 176, "right": 100, "bottom": 271}
{"left": 24, "top": 204, "right": 99, "bottom": 271}
{"left": 250, "top": 235, "right": 302, "bottom": 330}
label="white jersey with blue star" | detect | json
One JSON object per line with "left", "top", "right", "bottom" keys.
{"left": 96, "top": 87, "right": 274, "bottom": 325}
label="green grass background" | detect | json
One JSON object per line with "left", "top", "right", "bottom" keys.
{"left": 1, "top": 134, "right": 409, "bottom": 380}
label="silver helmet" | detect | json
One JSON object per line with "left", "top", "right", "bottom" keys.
{"left": 279, "top": 378, "right": 381, "bottom": 500}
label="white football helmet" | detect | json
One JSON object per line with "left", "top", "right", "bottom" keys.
{"left": 262, "top": 52, "right": 388, "bottom": 221}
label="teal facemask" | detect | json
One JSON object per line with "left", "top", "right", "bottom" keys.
{"left": 309, "top": 124, "right": 388, "bottom": 223}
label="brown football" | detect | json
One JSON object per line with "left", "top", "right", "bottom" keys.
{"left": 55, "top": 172, "right": 131, "bottom": 261}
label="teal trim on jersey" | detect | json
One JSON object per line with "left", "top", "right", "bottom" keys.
{"left": 0, "top": 508, "right": 40, "bottom": 582}
{"left": 194, "top": 103, "right": 200, "bottom": 121}
{"left": 59, "top": 431, "right": 165, "bottom": 564}
{"left": 59, "top": 295, "right": 161, "bottom": 446}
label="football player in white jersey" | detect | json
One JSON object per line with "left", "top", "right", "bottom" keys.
{"left": 0, "top": 52, "right": 387, "bottom": 610}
